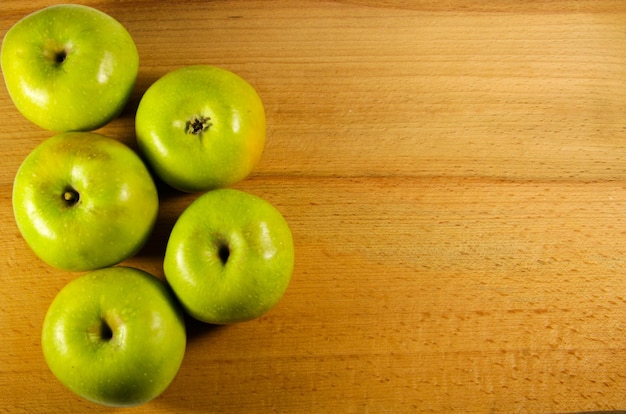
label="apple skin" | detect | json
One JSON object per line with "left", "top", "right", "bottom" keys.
{"left": 42, "top": 266, "right": 187, "bottom": 407}
{"left": 135, "top": 65, "right": 266, "bottom": 192}
{"left": 1, "top": 4, "right": 139, "bottom": 132}
{"left": 12, "top": 132, "right": 159, "bottom": 271}
{"left": 164, "top": 189, "right": 294, "bottom": 324}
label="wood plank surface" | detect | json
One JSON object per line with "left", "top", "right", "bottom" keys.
{"left": 2, "top": 1, "right": 626, "bottom": 412}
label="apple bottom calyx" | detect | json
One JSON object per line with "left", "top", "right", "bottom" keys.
{"left": 186, "top": 115, "right": 212, "bottom": 135}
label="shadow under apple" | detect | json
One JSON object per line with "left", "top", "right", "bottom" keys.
{"left": 184, "top": 313, "right": 227, "bottom": 344}
{"left": 133, "top": 176, "right": 200, "bottom": 262}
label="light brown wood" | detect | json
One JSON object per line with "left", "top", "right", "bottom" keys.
{"left": 2, "top": 1, "right": 626, "bottom": 412}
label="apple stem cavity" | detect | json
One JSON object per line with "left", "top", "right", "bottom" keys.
{"left": 88, "top": 318, "right": 114, "bottom": 344}
{"left": 217, "top": 242, "right": 230, "bottom": 266}
{"left": 54, "top": 50, "right": 67, "bottom": 64}
{"left": 186, "top": 115, "right": 212, "bottom": 136}
{"left": 100, "top": 320, "right": 114, "bottom": 341}
{"left": 62, "top": 188, "right": 80, "bottom": 206}
{"left": 43, "top": 40, "right": 70, "bottom": 66}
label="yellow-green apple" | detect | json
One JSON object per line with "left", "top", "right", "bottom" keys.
{"left": 164, "top": 189, "right": 294, "bottom": 324}
{"left": 12, "top": 132, "right": 158, "bottom": 271}
{"left": 42, "top": 267, "right": 186, "bottom": 407}
{"left": 135, "top": 65, "right": 266, "bottom": 192}
{"left": 1, "top": 4, "right": 139, "bottom": 132}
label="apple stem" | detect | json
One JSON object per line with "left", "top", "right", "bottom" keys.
{"left": 186, "top": 115, "right": 212, "bottom": 135}
{"left": 62, "top": 188, "right": 80, "bottom": 206}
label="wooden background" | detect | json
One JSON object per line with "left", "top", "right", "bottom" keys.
{"left": 2, "top": 1, "right": 626, "bottom": 412}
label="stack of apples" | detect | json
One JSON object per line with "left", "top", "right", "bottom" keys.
{"left": 2, "top": 4, "right": 295, "bottom": 407}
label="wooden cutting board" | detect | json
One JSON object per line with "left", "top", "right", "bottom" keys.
{"left": 2, "top": 1, "right": 626, "bottom": 412}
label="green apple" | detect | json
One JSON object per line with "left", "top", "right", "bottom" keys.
{"left": 42, "top": 266, "right": 186, "bottom": 407}
{"left": 13, "top": 132, "right": 158, "bottom": 271}
{"left": 135, "top": 65, "right": 266, "bottom": 192}
{"left": 164, "top": 189, "right": 294, "bottom": 324}
{"left": 1, "top": 4, "right": 139, "bottom": 132}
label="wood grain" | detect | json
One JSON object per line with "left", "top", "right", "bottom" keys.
{"left": 2, "top": 1, "right": 626, "bottom": 412}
